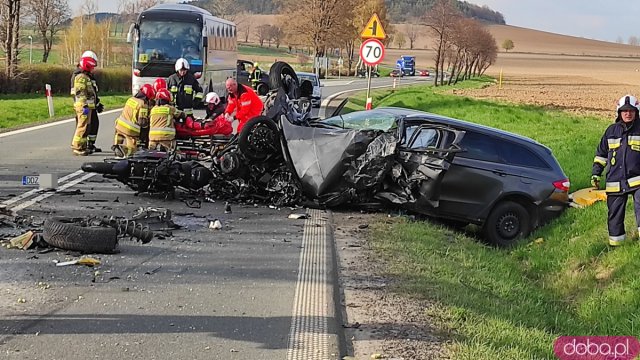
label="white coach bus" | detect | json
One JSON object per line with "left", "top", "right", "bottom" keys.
{"left": 126, "top": 4, "right": 237, "bottom": 96}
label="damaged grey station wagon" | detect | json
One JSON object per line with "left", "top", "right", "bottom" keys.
{"left": 285, "top": 106, "right": 570, "bottom": 247}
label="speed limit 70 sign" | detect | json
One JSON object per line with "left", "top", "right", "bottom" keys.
{"left": 359, "top": 38, "right": 385, "bottom": 66}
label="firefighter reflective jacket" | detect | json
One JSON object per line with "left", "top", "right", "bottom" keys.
{"left": 70, "top": 67, "right": 99, "bottom": 103}
{"left": 115, "top": 97, "right": 150, "bottom": 137}
{"left": 224, "top": 84, "right": 264, "bottom": 123}
{"left": 166, "top": 72, "right": 203, "bottom": 114}
{"left": 149, "top": 105, "right": 183, "bottom": 141}
{"left": 593, "top": 119, "right": 640, "bottom": 194}
{"left": 72, "top": 72, "right": 97, "bottom": 110}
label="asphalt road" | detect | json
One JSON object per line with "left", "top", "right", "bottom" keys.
{"left": 0, "top": 75, "right": 430, "bottom": 359}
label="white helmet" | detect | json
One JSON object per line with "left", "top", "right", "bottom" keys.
{"left": 81, "top": 50, "right": 98, "bottom": 62}
{"left": 205, "top": 92, "right": 221, "bottom": 106}
{"left": 175, "top": 58, "right": 190, "bottom": 72}
{"left": 616, "top": 95, "right": 639, "bottom": 112}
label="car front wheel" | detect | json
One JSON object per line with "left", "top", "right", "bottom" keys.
{"left": 482, "top": 201, "right": 531, "bottom": 247}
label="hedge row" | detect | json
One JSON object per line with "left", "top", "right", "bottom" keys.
{"left": 0, "top": 65, "right": 131, "bottom": 95}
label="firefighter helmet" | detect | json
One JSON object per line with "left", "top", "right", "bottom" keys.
{"left": 156, "top": 88, "right": 172, "bottom": 102}
{"left": 175, "top": 58, "right": 190, "bottom": 72}
{"left": 153, "top": 78, "right": 167, "bottom": 92}
{"left": 617, "top": 95, "right": 640, "bottom": 112}
{"left": 139, "top": 84, "right": 156, "bottom": 100}
{"left": 205, "top": 92, "right": 221, "bottom": 106}
{"left": 79, "top": 57, "right": 97, "bottom": 72}
{"left": 81, "top": 50, "right": 98, "bottom": 62}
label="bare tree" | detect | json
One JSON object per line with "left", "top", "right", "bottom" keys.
{"left": 280, "top": 0, "right": 356, "bottom": 58}
{"left": 406, "top": 23, "right": 418, "bottom": 49}
{"left": 255, "top": 24, "right": 271, "bottom": 47}
{"left": 1, "top": 0, "right": 21, "bottom": 81}
{"left": 25, "top": 0, "right": 70, "bottom": 63}
{"left": 268, "top": 25, "right": 283, "bottom": 48}
{"left": 395, "top": 32, "right": 406, "bottom": 49}
{"left": 629, "top": 36, "right": 639, "bottom": 46}
{"left": 424, "top": 0, "right": 461, "bottom": 86}
{"left": 81, "top": 0, "right": 96, "bottom": 15}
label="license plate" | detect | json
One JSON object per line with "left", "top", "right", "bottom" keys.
{"left": 22, "top": 175, "right": 39, "bottom": 186}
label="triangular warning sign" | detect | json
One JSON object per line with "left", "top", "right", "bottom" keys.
{"left": 360, "top": 13, "right": 386, "bottom": 40}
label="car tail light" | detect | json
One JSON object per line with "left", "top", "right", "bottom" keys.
{"left": 133, "top": 69, "right": 141, "bottom": 77}
{"left": 553, "top": 178, "right": 570, "bottom": 192}
{"left": 194, "top": 72, "right": 202, "bottom": 79}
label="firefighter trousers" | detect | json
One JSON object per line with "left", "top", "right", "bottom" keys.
{"left": 113, "top": 132, "right": 138, "bottom": 157}
{"left": 607, "top": 189, "right": 640, "bottom": 244}
{"left": 71, "top": 107, "right": 92, "bottom": 151}
{"left": 149, "top": 140, "right": 176, "bottom": 152}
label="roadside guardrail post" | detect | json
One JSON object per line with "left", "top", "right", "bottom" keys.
{"left": 45, "top": 84, "right": 55, "bottom": 117}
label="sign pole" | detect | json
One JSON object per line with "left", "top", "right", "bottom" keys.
{"left": 366, "top": 66, "right": 373, "bottom": 109}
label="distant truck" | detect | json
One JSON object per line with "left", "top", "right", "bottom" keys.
{"left": 398, "top": 55, "right": 415, "bottom": 76}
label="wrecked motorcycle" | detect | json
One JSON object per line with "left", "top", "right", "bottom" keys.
{"left": 81, "top": 150, "right": 213, "bottom": 196}
{"left": 207, "top": 62, "right": 314, "bottom": 206}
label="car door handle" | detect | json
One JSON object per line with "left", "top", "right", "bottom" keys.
{"left": 492, "top": 169, "right": 507, "bottom": 176}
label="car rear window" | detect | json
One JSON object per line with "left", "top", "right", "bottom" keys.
{"left": 298, "top": 75, "right": 318, "bottom": 86}
{"left": 458, "top": 132, "right": 551, "bottom": 169}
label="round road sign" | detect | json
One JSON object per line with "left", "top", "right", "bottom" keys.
{"left": 359, "top": 38, "right": 385, "bottom": 66}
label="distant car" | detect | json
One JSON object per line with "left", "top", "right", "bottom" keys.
{"left": 390, "top": 69, "right": 402, "bottom": 77}
{"left": 418, "top": 69, "right": 429, "bottom": 76}
{"left": 237, "top": 59, "right": 270, "bottom": 95}
{"left": 296, "top": 71, "right": 323, "bottom": 108}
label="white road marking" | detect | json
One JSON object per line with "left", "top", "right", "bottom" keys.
{"left": 0, "top": 108, "right": 121, "bottom": 138}
{"left": 1, "top": 170, "right": 86, "bottom": 207}
{"left": 9, "top": 172, "right": 96, "bottom": 212}
{"left": 287, "top": 208, "right": 334, "bottom": 359}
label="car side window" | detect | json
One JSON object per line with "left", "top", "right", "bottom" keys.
{"left": 498, "top": 140, "right": 550, "bottom": 169}
{"left": 403, "top": 126, "right": 439, "bottom": 149}
{"left": 457, "top": 131, "right": 502, "bottom": 162}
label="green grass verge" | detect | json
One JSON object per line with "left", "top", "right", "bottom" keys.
{"left": 0, "top": 93, "right": 130, "bottom": 130}
{"left": 342, "top": 78, "right": 640, "bottom": 358}
{"left": 239, "top": 44, "right": 296, "bottom": 59}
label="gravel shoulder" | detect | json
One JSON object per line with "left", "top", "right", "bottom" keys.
{"left": 333, "top": 211, "right": 452, "bottom": 360}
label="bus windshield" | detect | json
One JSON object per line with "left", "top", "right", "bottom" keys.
{"left": 136, "top": 20, "right": 203, "bottom": 65}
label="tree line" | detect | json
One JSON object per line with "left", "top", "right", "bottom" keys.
{"left": 1, "top": 0, "right": 498, "bottom": 89}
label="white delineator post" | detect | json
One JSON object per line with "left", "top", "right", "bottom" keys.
{"left": 45, "top": 84, "right": 55, "bottom": 117}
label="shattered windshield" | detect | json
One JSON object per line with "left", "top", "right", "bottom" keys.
{"left": 136, "top": 21, "right": 202, "bottom": 65}
{"left": 320, "top": 111, "right": 398, "bottom": 131}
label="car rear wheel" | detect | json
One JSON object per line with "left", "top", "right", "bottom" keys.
{"left": 482, "top": 201, "right": 530, "bottom": 247}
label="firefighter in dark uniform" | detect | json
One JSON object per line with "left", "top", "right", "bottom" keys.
{"left": 70, "top": 50, "right": 103, "bottom": 153}
{"left": 166, "top": 58, "right": 203, "bottom": 121}
{"left": 592, "top": 95, "right": 640, "bottom": 246}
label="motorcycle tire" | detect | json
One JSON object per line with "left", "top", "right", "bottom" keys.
{"left": 268, "top": 61, "right": 298, "bottom": 94}
{"left": 81, "top": 162, "right": 117, "bottom": 175}
{"left": 43, "top": 217, "right": 118, "bottom": 253}
{"left": 238, "top": 116, "right": 280, "bottom": 161}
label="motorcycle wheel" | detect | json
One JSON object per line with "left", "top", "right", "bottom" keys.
{"left": 269, "top": 61, "right": 299, "bottom": 94}
{"left": 238, "top": 116, "right": 280, "bottom": 161}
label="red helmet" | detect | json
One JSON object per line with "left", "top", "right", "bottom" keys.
{"left": 79, "top": 57, "right": 97, "bottom": 72}
{"left": 156, "top": 88, "right": 172, "bottom": 102}
{"left": 153, "top": 78, "right": 167, "bottom": 92}
{"left": 139, "top": 84, "right": 156, "bottom": 100}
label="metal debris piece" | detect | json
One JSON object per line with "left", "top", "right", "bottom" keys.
{"left": 224, "top": 202, "right": 232, "bottom": 214}
{"left": 288, "top": 213, "right": 308, "bottom": 219}
{"left": 8, "top": 231, "right": 35, "bottom": 250}
{"left": 55, "top": 256, "right": 101, "bottom": 267}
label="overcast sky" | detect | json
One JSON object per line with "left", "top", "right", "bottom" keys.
{"left": 67, "top": 0, "right": 636, "bottom": 43}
